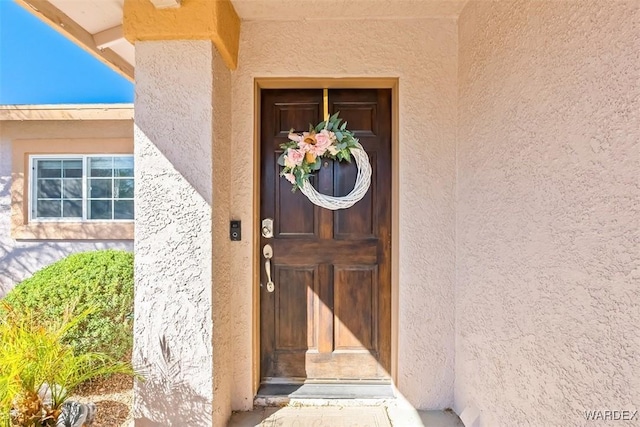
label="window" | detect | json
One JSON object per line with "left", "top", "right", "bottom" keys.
{"left": 31, "top": 155, "right": 134, "bottom": 221}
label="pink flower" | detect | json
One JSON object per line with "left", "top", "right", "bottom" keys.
{"left": 312, "top": 129, "right": 335, "bottom": 156}
{"left": 284, "top": 173, "right": 296, "bottom": 184}
{"left": 284, "top": 148, "right": 304, "bottom": 168}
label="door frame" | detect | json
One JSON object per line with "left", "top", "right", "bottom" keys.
{"left": 252, "top": 78, "right": 400, "bottom": 394}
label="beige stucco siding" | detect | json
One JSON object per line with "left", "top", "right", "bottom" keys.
{"left": 10, "top": 138, "right": 134, "bottom": 240}
{"left": 231, "top": 18, "right": 458, "bottom": 410}
{"left": 211, "top": 44, "right": 234, "bottom": 427}
{"left": 0, "top": 120, "right": 134, "bottom": 297}
{"left": 132, "top": 40, "right": 233, "bottom": 427}
{"left": 456, "top": 1, "right": 640, "bottom": 425}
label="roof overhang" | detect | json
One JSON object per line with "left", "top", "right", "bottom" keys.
{"left": 16, "top": 0, "right": 470, "bottom": 81}
{"left": 0, "top": 104, "right": 134, "bottom": 121}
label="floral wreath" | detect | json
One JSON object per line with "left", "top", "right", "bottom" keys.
{"left": 278, "top": 112, "right": 372, "bottom": 210}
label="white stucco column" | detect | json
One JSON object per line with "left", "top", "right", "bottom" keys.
{"left": 132, "top": 40, "right": 232, "bottom": 426}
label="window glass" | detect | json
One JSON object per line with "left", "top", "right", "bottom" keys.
{"left": 89, "top": 200, "right": 112, "bottom": 220}
{"left": 63, "top": 179, "right": 82, "bottom": 199}
{"left": 114, "top": 200, "right": 134, "bottom": 220}
{"left": 89, "top": 179, "right": 112, "bottom": 199}
{"left": 89, "top": 157, "right": 113, "bottom": 177}
{"left": 63, "top": 200, "right": 82, "bottom": 218}
{"left": 63, "top": 160, "right": 82, "bottom": 178}
{"left": 37, "top": 200, "right": 61, "bottom": 217}
{"left": 37, "top": 179, "right": 62, "bottom": 199}
{"left": 37, "top": 160, "right": 62, "bottom": 178}
{"left": 32, "top": 156, "right": 134, "bottom": 221}
{"left": 115, "top": 179, "right": 134, "bottom": 199}
{"left": 114, "top": 157, "right": 134, "bottom": 177}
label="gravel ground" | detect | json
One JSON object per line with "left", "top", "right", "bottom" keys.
{"left": 72, "top": 374, "right": 134, "bottom": 427}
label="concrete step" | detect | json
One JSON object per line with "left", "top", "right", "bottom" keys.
{"left": 228, "top": 405, "right": 464, "bottom": 427}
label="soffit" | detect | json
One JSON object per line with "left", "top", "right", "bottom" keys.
{"left": 48, "top": 0, "right": 124, "bottom": 34}
{"left": 20, "top": 0, "right": 468, "bottom": 79}
{"left": 230, "top": 0, "right": 469, "bottom": 21}
{"left": 46, "top": 0, "right": 468, "bottom": 28}
{"left": 46, "top": 0, "right": 135, "bottom": 65}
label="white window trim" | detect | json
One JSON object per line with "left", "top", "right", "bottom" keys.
{"left": 28, "top": 154, "right": 135, "bottom": 223}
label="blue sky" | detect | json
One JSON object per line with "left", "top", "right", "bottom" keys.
{"left": 0, "top": 0, "right": 133, "bottom": 104}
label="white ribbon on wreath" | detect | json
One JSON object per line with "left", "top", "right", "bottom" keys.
{"left": 299, "top": 142, "right": 371, "bottom": 210}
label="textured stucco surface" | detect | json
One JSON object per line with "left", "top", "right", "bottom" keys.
{"left": 133, "top": 40, "right": 232, "bottom": 426}
{"left": 211, "top": 45, "right": 233, "bottom": 427}
{"left": 0, "top": 121, "right": 133, "bottom": 297}
{"left": 230, "top": 18, "right": 458, "bottom": 410}
{"left": 456, "top": 1, "right": 640, "bottom": 426}
{"left": 123, "top": 0, "right": 240, "bottom": 70}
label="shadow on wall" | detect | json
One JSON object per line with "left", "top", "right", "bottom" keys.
{"left": 0, "top": 242, "right": 74, "bottom": 297}
{"left": 134, "top": 335, "right": 211, "bottom": 426}
{"left": 0, "top": 169, "right": 9, "bottom": 203}
{"left": 0, "top": 241, "right": 133, "bottom": 298}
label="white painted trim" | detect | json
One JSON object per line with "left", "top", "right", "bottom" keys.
{"left": 149, "top": 0, "right": 181, "bottom": 9}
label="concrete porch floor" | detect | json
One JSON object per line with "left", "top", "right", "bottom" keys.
{"left": 228, "top": 405, "right": 465, "bottom": 427}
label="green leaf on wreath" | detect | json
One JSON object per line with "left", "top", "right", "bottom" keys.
{"left": 311, "top": 158, "right": 322, "bottom": 171}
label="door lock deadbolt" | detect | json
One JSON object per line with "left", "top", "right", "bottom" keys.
{"left": 261, "top": 218, "right": 274, "bottom": 238}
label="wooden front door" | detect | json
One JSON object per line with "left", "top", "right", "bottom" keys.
{"left": 260, "top": 88, "right": 392, "bottom": 383}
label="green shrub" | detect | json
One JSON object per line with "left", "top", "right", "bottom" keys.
{"left": 2, "top": 250, "right": 133, "bottom": 361}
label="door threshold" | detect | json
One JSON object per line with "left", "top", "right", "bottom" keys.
{"left": 255, "top": 382, "right": 396, "bottom": 404}
{"left": 261, "top": 377, "right": 392, "bottom": 385}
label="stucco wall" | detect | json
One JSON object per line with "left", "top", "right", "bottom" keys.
{"left": 456, "top": 1, "right": 640, "bottom": 426}
{"left": 0, "top": 121, "right": 133, "bottom": 297}
{"left": 211, "top": 45, "right": 233, "bottom": 426}
{"left": 133, "top": 40, "right": 232, "bottom": 426}
{"left": 230, "top": 18, "right": 458, "bottom": 410}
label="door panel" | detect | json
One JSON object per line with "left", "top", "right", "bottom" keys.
{"left": 275, "top": 266, "right": 315, "bottom": 351}
{"left": 331, "top": 102, "right": 378, "bottom": 136}
{"left": 260, "top": 88, "right": 391, "bottom": 383}
{"left": 334, "top": 266, "right": 378, "bottom": 351}
{"left": 334, "top": 152, "right": 377, "bottom": 239}
{"left": 275, "top": 176, "right": 317, "bottom": 236}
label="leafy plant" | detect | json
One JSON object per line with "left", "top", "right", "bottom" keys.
{"left": 2, "top": 250, "right": 133, "bottom": 361}
{"left": 278, "top": 112, "right": 360, "bottom": 191}
{"left": 0, "top": 304, "right": 133, "bottom": 426}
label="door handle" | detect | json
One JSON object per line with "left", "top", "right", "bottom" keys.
{"left": 263, "top": 244, "right": 274, "bottom": 292}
